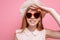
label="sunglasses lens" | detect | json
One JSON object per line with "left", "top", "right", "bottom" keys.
{"left": 26, "top": 13, "right": 31, "bottom": 18}
{"left": 34, "top": 13, "right": 40, "bottom": 18}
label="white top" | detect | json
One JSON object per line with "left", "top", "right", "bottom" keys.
{"left": 16, "top": 28, "right": 46, "bottom": 40}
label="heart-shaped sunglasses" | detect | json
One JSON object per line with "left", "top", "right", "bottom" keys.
{"left": 26, "top": 12, "right": 41, "bottom": 19}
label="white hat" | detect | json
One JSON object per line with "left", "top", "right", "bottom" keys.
{"left": 20, "top": 0, "right": 44, "bottom": 19}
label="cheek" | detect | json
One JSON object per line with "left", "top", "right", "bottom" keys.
{"left": 37, "top": 17, "right": 41, "bottom": 21}
{"left": 36, "top": 18, "right": 40, "bottom": 23}
{"left": 26, "top": 18, "right": 30, "bottom": 23}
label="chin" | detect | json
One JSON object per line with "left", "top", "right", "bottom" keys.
{"left": 29, "top": 23, "right": 37, "bottom": 26}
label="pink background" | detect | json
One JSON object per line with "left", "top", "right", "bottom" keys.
{"left": 0, "top": 0, "right": 60, "bottom": 40}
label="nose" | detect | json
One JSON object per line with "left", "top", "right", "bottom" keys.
{"left": 31, "top": 15, "right": 35, "bottom": 19}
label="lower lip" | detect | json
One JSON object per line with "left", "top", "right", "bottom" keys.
{"left": 31, "top": 21, "right": 35, "bottom": 23}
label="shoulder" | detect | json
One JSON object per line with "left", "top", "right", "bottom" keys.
{"left": 16, "top": 29, "right": 22, "bottom": 34}
{"left": 39, "top": 29, "right": 46, "bottom": 35}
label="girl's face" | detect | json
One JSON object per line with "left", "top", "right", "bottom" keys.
{"left": 26, "top": 6, "right": 41, "bottom": 26}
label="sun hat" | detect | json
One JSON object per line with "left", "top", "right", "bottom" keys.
{"left": 20, "top": 0, "right": 45, "bottom": 19}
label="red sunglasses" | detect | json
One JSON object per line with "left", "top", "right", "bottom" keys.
{"left": 26, "top": 12, "right": 41, "bottom": 19}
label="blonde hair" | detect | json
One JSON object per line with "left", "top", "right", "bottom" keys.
{"left": 20, "top": 6, "right": 44, "bottom": 33}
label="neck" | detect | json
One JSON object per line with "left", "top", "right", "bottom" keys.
{"left": 27, "top": 25, "right": 37, "bottom": 32}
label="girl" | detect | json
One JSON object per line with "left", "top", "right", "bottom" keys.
{"left": 15, "top": 0, "right": 60, "bottom": 40}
